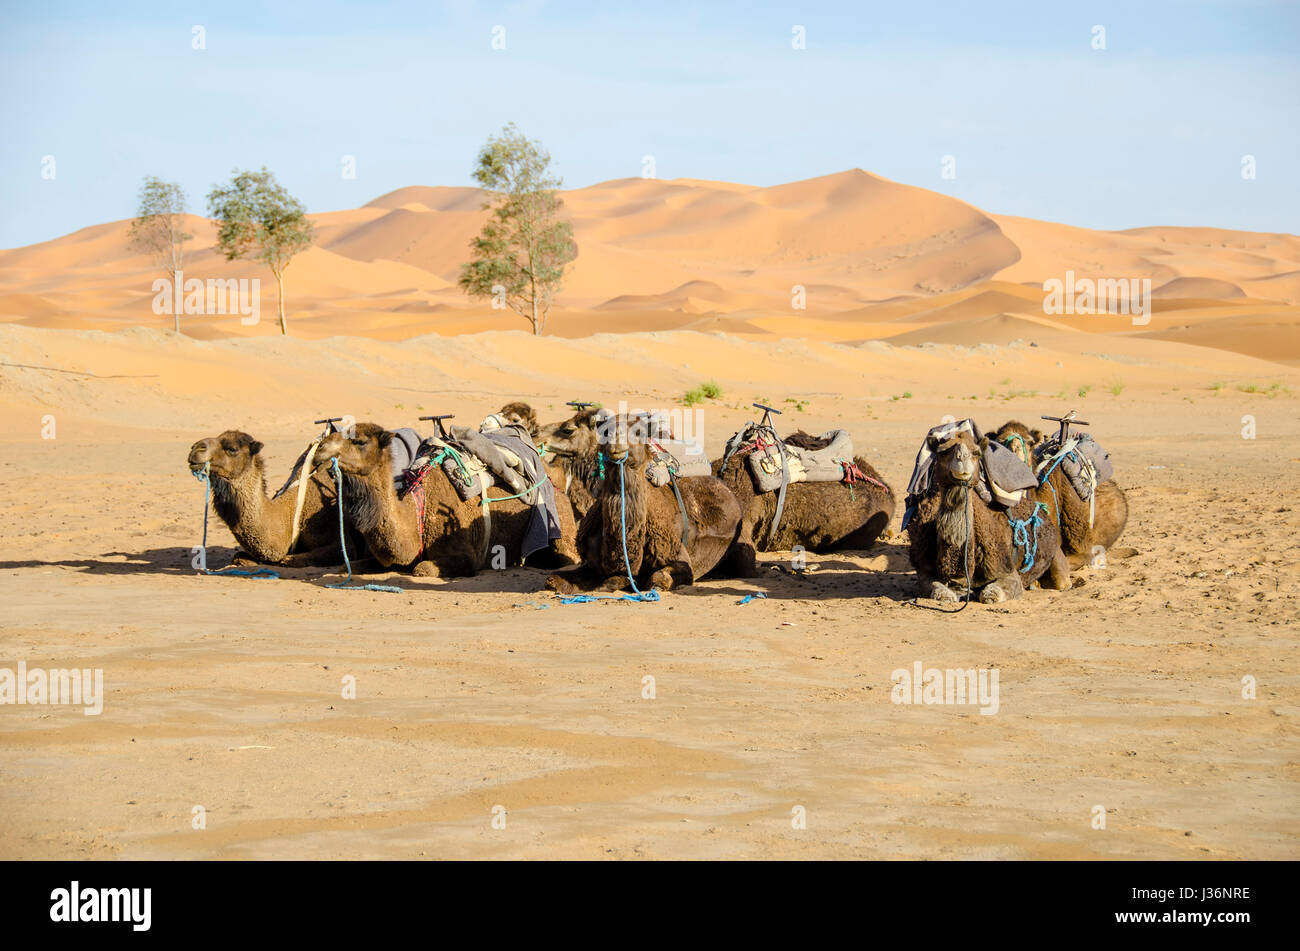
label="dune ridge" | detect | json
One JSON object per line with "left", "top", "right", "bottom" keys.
{"left": 1, "top": 169, "right": 1297, "bottom": 365}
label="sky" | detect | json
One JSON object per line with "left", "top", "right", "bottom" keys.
{"left": 1, "top": 0, "right": 1297, "bottom": 248}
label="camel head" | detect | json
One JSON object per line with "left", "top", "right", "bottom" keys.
{"left": 600, "top": 415, "right": 655, "bottom": 470}
{"left": 537, "top": 407, "right": 603, "bottom": 466}
{"left": 316, "top": 422, "right": 392, "bottom": 478}
{"left": 992, "top": 420, "right": 1044, "bottom": 468}
{"left": 497, "top": 401, "right": 539, "bottom": 438}
{"left": 188, "top": 430, "right": 265, "bottom": 483}
{"left": 928, "top": 430, "right": 983, "bottom": 489}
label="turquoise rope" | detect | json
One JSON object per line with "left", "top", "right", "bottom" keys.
{"left": 192, "top": 463, "right": 279, "bottom": 579}
{"left": 557, "top": 455, "right": 660, "bottom": 604}
{"left": 325, "top": 458, "right": 403, "bottom": 594}
{"left": 483, "top": 474, "right": 550, "bottom": 504}
{"left": 1008, "top": 501, "right": 1048, "bottom": 573}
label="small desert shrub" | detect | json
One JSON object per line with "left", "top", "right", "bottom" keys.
{"left": 699, "top": 380, "right": 722, "bottom": 399}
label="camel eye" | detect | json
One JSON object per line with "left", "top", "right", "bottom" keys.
{"left": 226, "top": 447, "right": 237, "bottom": 455}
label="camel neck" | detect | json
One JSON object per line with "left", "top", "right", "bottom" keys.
{"left": 346, "top": 465, "right": 422, "bottom": 567}
{"left": 211, "top": 465, "right": 294, "bottom": 562}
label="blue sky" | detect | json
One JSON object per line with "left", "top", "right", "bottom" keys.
{"left": 1, "top": 0, "right": 1297, "bottom": 248}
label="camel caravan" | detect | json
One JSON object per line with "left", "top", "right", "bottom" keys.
{"left": 186, "top": 401, "right": 1126, "bottom": 606}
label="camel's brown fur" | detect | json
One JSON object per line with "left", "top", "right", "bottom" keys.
{"left": 536, "top": 407, "right": 605, "bottom": 520}
{"left": 497, "top": 401, "right": 540, "bottom": 439}
{"left": 545, "top": 422, "right": 741, "bottom": 594}
{"left": 907, "top": 431, "right": 1070, "bottom": 603}
{"left": 186, "top": 430, "right": 357, "bottom": 567}
{"left": 993, "top": 420, "right": 1129, "bottom": 569}
{"left": 316, "top": 422, "right": 578, "bottom": 577}
{"left": 712, "top": 430, "right": 895, "bottom": 577}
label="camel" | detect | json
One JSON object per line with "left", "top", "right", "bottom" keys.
{"left": 713, "top": 426, "right": 895, "bottom": 577}
{"left": 907, "top": 430, "right": 1070, "bottom": 603}
{"left": 545, "top": 417, "right": 741, "bottom": 594}
{"left": 315, "top": 422, "right": 578, "bottom": 577}
{"left": 993, "top": 420, "right": 1128, "bottom": 569}
{"left": 535, "top": 406, "right": 606, "bottom": 520}
{"left": 186, "top": 430, "right": 357, "bottom": 566}
{"left": 497, "top": 401, "right": 540, "bottom": 439}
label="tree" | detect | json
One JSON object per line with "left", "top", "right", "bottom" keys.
{"left": 207, "top": 167, "right": 315, "bottom": 335}
{"left": 128, "top": 177, "right": 191, "bottom": 333}
{"left": 458, "top": 124, "right": 576, "bottom": 335}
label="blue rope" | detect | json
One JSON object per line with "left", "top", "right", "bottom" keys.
{"left": 192, "top": 463, "right": 279, "bottom": 579}
{"left": 1007, "top": 501, "right": 1048, "bottom": 573}
{"left": 557, "top": 454, "right": 659, "bottom": 604}
{"left": 325, "top": 458, "right": 403, "bottom": 594}
{"left": 737, "top": 592, "right": 767, "bottom": 605}
{"left": 614, "top": 457, "right": 659, "bottom": 602}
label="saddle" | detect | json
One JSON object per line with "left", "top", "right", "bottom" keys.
{"left": 902, "top": 418, "right": 1038, "bottom": 529}
{"left": 722, "top": 423, "right": 862, "bottom": 494}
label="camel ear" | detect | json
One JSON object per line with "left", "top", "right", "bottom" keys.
{"left": 1031, "top": 428, "right": 1044, "bottom": 443}
{"left": 248, "top": 440, "right": 264, "bottom": 456}
{"left": 377, "top": 431, "right": 394, "bottom": 450}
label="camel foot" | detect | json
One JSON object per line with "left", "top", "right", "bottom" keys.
{"left": 229, "top": 552, "right": 259, "bottom": 568}
{"left": 929, "top": 580, "right": 961, "bottom": 603}
{"left": 545, "top": 573, "right": 577, "bottom": 595}
{"left": 980, "top": 575, "right": 1024, "bottom": 603}
{"left": 412, "top": 560, "right": 441, "bottom": 578}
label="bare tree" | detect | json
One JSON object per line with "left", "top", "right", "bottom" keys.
{"left": 128, "top": 177, "right": 191, "bottom": 333}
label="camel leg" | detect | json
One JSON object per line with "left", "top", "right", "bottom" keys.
{"left": 979, "top": 572, "right": 1025, "bottom": 603}
{"left": 228, "top": 550, "right": 260, "bottom": 568}
{"left": 544, "top": 566, "right": 604, "bottom": 594}
{"left": 1040, "top": 549, "right": 1073, "bottom": 591}
{"left": 279, "top": 544, "right": 354, "bottom": 568}
{"left": 917, "top": 573, "right": 960, "bottom": 602}
{"left": 647, "top": 560, "right": 694, "bottom": 591}
{"left": 412, "top": 560, "right": 442, "bottom": 578}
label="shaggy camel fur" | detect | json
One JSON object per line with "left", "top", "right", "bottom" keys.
{"left": 907, "top": 430, "right": 1070, "bottom": 603}
{"left": 993, "top": 420, "right": 1129, "bottom": 569}
{"left": 545, "top": 421, "right": 741, "bottom": 594}
{"left": 535, "top": 406, "right": 605, "bottom": 520}
{"left": 186, "top": 430, "right": 358, "bottom": 566}
{"left": 316, "top": 423, "right": 578, "bottom": 577}
{"left": 713, "top": 427, "right": 895, "bottom": 577}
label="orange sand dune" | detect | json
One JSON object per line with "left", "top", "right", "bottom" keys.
{"left": 0, "top": 169, "right": 1296, "bottom": 367}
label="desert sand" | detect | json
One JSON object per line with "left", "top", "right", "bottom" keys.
{"left": 0, "top": 171, "right": 1297, "bottom": 859}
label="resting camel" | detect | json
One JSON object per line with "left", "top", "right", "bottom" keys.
{"left": 992, "top": 420, "right": 1128, "bottom": 569}
{"left": 186, "top": 430, "right": 357, "bottom": 566}
{"left": 538, "top": 408, "right": 895, "bottom": 576}
{"left": 713, "top": 426, "right": 895, "bottom": 577}
{"left": 545, "top": 417, "right": 741, "bottom": 594}
{"left": 315, "top": 422, "right": 578, "bottom": 577}
{"left": 907, "top": 429, "right": 1070, "bottom": 603}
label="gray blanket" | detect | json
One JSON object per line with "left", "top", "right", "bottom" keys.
{"left": 480, "top": 425, "right": 563, "bottom": 559}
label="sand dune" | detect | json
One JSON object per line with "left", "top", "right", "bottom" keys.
{"left": 0, "top": 169, "right": 1296, "bottom": 366}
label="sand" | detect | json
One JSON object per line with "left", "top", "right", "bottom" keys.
{"left": 1, "top": 316, "right": 1297, "bottom": 859}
